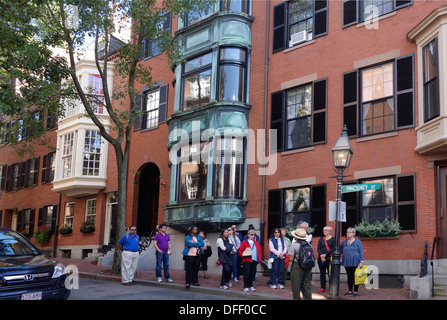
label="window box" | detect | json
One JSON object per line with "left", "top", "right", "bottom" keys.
{"left": 59, "top": 224, "right": 73, "bottom": 235}
{"left": 80, "top": 222, "right": 95, "bottom": 234}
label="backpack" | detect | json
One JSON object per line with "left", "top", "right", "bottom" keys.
{"left": 296, "top": 241, "right": 315, "bottom": 270}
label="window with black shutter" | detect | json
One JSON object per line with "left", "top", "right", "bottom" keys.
{"left": 273, "top": 1, "right": 328, "bottom": 53}
{"left": 38, "top": 205, "right": 58, "bottom": 233}
{"left": 140, "top": 12, "right": 172, "bottom": 60}
{"left": 0, "top": 165, "right": 6, "bottom": 191}
{"left": 270, "top": 78, "right": 327, "bottom": 151}
{"left": 343, "top": 0, "right": 413, "bottom": 28}
{"left": 140, "top": 83, "right": 168, "bottom": 131}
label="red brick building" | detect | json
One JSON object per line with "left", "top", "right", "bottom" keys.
{"left": 1, "top": 1, "right": 447, "bottom": 286}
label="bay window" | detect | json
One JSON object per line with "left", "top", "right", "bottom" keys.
{"left": 218, "top": 47, "right": 247, "bottom": 103}
{"left": 83, "top": 130, "right": 101, "bottom": 176}
{"left": 183, "top": 53, "right": 212, "bottom": 111}
{"left": 62, "top": 132, "right": 74, "bottom": 178}
{"left": 179, "top": 142, "right": 209, "bottom": 201}
{"left": 423, "top": 38, "right": 439, "bottom": 122}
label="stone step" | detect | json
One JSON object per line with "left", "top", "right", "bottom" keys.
{"left": 434, "top": 275, "right": 447, "bottom": 286}
{"left": 434, "top": 286, "right": 447, "bottom": 297}
{"left": 434, "top": 259, "right": 447, "bottom": 275}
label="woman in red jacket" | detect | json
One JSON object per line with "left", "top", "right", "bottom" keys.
{"left": 238, "top": 230, "right": 262, "bottom": 293}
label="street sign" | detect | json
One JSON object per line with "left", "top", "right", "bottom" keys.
{"left": 342, "top": 183, "right": 381, "bottom": 193}
{"left": 329, "top": 201, "right": 346, "bottom": 222}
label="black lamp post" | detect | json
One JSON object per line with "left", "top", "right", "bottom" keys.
{"left": 329, "top": 125, "right": 353, "bottom": 299}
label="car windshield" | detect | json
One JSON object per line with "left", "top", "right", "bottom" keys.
{"left": 0, "top": 230, "right": 40, "bottom": 256}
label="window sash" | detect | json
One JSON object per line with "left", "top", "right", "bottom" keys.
{"left": 85, "top": 199, "right": 97, "bottom": 226}
{"left": 360, "top": 177, "right": 395, "bottom": 223}
{"left": 83, "top": 130, "right": 101, "bottom": 176}
{"left": 178, "top": 142, "right": 209, "bottom": 201}
{"left": 64, "top": 202, "right": 75, "bottom": 227}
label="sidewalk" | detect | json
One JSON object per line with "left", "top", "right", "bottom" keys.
{"left": 56, "top": 258, "right": 415, "bottom": 300}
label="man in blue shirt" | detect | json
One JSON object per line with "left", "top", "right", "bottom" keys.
{"left": 118, "top": 225, "right": 140, "bottom": 285}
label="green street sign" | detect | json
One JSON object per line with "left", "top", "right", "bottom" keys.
{"left": 342, "top": 183, "right": 381, "bottom": 193}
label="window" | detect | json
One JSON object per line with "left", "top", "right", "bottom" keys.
{"left": 62, "top": 132, "right": 74, "bottom": 178}
{"left": 342, "top": 0, "right": 412, "bottom": 28}
{"left": 273, "top": 0, "right": 328, "bottom": 52}
{"left": 144, "top": 90, "right": 160, "bottom": 130}
{"left": 64, "top": 202, "right": 75, "bottom": 227}
{"left": 343, "top": 54, "right": 414, "bottom": 137}
{"left": 140, "top": 12, "right": 171, "bottom": 60}
{"left": 38, "top": 205, "right": 57, "bottom": 233}
{"left": 214, "top": 137, "right": 244, "bottom": 199}
{"left": 183, "top": 53, "right": 212, "bottom": 111}
{"left": 221, "top": 0, "right": 249, "bottom": 13}
{"left": 218, "top": 48, "right": 247, "bottom": 103}
{"left": 343, "top": 174, "right": 416, "bottom": 233}
{"left": 17, "top": 209, "right": 35, "bottom": 235}
{"left": 423, "top": 38, "right": 439, "bottom": 122}
{"left": 360, "top": 62, "right": 394, "bottom": 135}
{"left": 135, "top": 84, "right": 168, "bottom": 131}
{"left": 83, "top": 130, "right": 101, "bottom": 176}
{"left": 41, "top": 152, "right": 56, "bottom": 184}
{"left": 360, "top": 177, "right": 395, "bottom": 222}
{"left": 0, "top": 165, "right": 6, "bottom": 191}
{"left": 271, "top": 78, "right": 327, "bottom": 152}
{"left": 88, "top": 74, "right": 104, "bottom": 114}
{"left": 25, "top": 157, "right": 39, "bottom": 188}
{"left": 185, "top": 3, "right": 215, "bottom": 26}
{"left": 85, "top": 199, "right": 97, "bottom": 226}
{"left": 267, "top": 185, "right": 326, "bottom": 236}
{"left": 178, "top": 142, "right": 208, "bottom": 201}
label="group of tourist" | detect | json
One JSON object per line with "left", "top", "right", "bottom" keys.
{"left": 117, "top": 222, "right": 365, "bottom": 299}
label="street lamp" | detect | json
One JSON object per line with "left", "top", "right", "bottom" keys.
{"left": 329, "top": 125, "right": 353, "bottom": 299}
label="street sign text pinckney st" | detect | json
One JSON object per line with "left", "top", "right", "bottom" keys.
{"left": 341, "top": 183, "right": 381, "bottom": 193}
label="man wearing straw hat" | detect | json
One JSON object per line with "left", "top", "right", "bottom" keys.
{"left": 289, "top": 228, "right": 313, "bottom": 300}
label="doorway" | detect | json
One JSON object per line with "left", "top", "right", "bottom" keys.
{"left": 136, "top": 163, "right": 160, "bottom": 237}
{"left": 104, "top": 192, "right": 118, "bottom": 245}
{"left": 437, "top": 165, "right": 447, "bottom": 258}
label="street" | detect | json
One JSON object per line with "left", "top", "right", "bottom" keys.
{"left": 68, "top": 277, "right": 249, "bottom": 300}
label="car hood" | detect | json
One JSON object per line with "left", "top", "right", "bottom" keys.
{"left": 0, "top": 255, "right": 54, "bottom": 273}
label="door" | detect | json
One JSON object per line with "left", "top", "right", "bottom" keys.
{"left": 104, "top": 193, "right": 118, "bottom": 245}
{"left": 438, "top": 166, "right": 447, "bottom": 258}
{"left": 136, "top": 163, "right": 160, "bottom": 237}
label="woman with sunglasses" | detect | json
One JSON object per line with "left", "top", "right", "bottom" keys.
{"left": 216, "top": 228, "right": 234, "bottom": 289}
{"left": 238, "top": 230, "right": 262, "bottom": 293}
{"left": 268, "top": 228, "right": 287, "bottom": 289}
{"left": 182, "top": 226, "right": 204, "bottom": 289}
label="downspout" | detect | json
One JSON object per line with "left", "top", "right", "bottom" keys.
{"left": 52, "top": 192, "right": 62, "bottom": 258}
{"left": 260, "top": 0, "right": 270, "bottom": 253}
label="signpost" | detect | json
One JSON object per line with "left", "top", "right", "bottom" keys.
{"left": 342, "top": 183, "right": 381, "bottom": 193}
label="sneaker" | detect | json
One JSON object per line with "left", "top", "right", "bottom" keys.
{"left": 270, "top": 284, "right": 277, "bottom": 289}
{"left": 156, "top": 277, "right": 163, "bottom": 283}
{"left": 318, "top": 288, "right": 326, "bottom": 293}
{"left": 220, "top": 285, "right": 228, "bottom": 290}
{"left": 243, "top": 288, "right": 249, "bottom": 293}
{"left": 167, "top": 278, "right": 174, "bottom": 283}
{"left": 228, "top": 281, "right": 232, "bottom": 288}
{"left": 234, "top": 278, "right": 239, "bottom": 283}
{"left": 279, "top": 284, "right": 285, "bottom": 289}
{"left": 250, "top": 287, "right": 256, "bottom": 291}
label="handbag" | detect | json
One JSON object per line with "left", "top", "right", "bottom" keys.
{"left": 355, "top": 265, "right": 368, "bottom": 285}
{"left": 242, "top": 241, "right": 254, "bottom": 257}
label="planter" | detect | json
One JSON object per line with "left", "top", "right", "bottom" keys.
{"left": 59, "top": 229, "right": 73, "bottom": 235}
{"left": 357, "top": 231, "right": 399, "bottom": 237}
{"left": 80, "top": 227, "right": 95, "bottom": 234}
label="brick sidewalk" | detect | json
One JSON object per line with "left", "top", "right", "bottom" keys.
{"left": 56, "top": 258, "right": 415, "bottom": 300}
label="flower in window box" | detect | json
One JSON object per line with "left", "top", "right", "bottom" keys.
{"left": 18, "top": 228, "right": 30, "bottom": 238}
{"left": 34, "top": 226, "right": 50, "bottom": 244}
{"left": 354, "top": 220, "right": 402, "bottom": 237}
{"left": 59, "top": 224, "right": 73, "bottom": 235}
{"left": 80, "top": 222, "right": 95, "bottom": 233}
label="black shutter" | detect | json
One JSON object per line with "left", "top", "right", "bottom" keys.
{"left": 51, "top": 205, "right": 58, "bottom": 233}
{"left": 24, "top": 159, "right": 30, "bottom": 188}
{"left": 397, "top": 174, "right": 416, "bottom": 231}
{"left": 163, "top": 12, "right": 172, "bottom": 32}
{"left": 395, "top": 54, "right": 414, "bottom": 128}
{"left": 395, "top": 0, "right": 412, "bottom": 9}
{"left": 342, "top": 0, "right": 358, "bottom": 28}
{"left": 33, "top": 157, "right": 40, "bottom": 186}
{"left": 158, "top": 84, "right": 169, "bottom": 124}
{"left": 313, "top": 79, "right": 327, "bottom": 144}
{"left": 18, "top": 162, "right": 25, "bottom": 189}
{"left": 29, "top": 209, "right": 35, "bottom": 236}
{"left": 41, "top": 154, "right": 48, "bottom": 184}
{"left": 268, "top": 189, "right": 283, "bottom": 237}
{"left": 311, "top": 185, "right": 326, "bottom": 236}
{"left": 37, "top": 207, "right": 43, "bottom": 227}
{"left": 139, "top": 40, "right": 146, "bottom": 60}
{"left": 273, "top": 2, "right": 286, "bottom": 53}
{"left": 343, "top": 70, "right": 358, "bottom": 137}
{"left": 1, "top": 165, "right": 6, "bottom": 190}
{"left": 270, "top": 91, "right": 284, "bottom": 152}
{"left": 133, "top": 94, "right": 142, "bottom": 131}
{"left": 342, "top": 181, "right": 359, "bottom": 234}
{"left": 314, "top": 0, "right": 328, "bottom": 38}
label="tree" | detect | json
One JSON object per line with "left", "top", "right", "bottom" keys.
{"left": 0, "top": 0, "right": 213, "bottom": 273}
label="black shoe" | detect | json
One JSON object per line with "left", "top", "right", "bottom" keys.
{"left": 193, "top": 283, "right": 200, "bottom": 286}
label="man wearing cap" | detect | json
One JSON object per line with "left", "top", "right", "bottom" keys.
{"left": 289, "top": 228, "right": 312, "bottom": 300}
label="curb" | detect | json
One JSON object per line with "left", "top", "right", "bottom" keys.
{"left": 78, "top": 272, "right": 286, "bottom": 300}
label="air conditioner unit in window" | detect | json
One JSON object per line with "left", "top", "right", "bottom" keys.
{"left": 290, "top": 31, "right": 308, "bottom": 46}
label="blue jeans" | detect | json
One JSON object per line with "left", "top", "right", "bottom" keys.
{"left": 156, "top": 251, "right": 170, "bottom": 279}
{"left": 270, "top": 258, "right": 285, "bottom": 285}
{"left": 231, "top": 253, "right": 239, "bottom": 280}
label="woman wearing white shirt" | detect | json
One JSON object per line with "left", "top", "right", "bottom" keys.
{"left": 228, "top": 227, "right": 241, "bottom": 283}
{"left": 268, "top": 228, "right": 287, "bottom": 289}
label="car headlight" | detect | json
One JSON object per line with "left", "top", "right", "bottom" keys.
{"left": 52, "top": 263, "right": 66, "bottom": 278}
